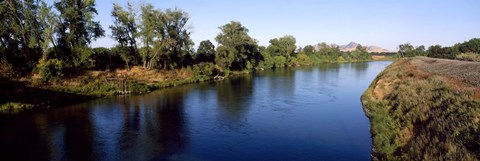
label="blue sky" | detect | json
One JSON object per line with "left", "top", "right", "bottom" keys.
{"left": 48, "top": 0, "right": 480, "bottom": 51}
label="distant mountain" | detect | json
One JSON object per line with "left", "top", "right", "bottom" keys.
{"left": 341, "top": 42, "right": 359, "bottom": 51}
{"left": 366, "top": 46, "right": 390, "bottom": 53}
{"left": 314, "top": 42, "right": 390, "bottom": 53}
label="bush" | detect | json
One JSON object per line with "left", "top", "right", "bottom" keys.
{"left": 193, "top": 62, "right": 216, "bottom": 77}
{"left": 455, "top": 52, "right": 480, "bottom": 62}
{"left": 273, "top": 56, "right": 287, "bottom": 68}
{"left": 294, "top": 53, "right": 313, "bottom": 65}
{"left": 37, "top": 59, "right": 64, "bottom": 82}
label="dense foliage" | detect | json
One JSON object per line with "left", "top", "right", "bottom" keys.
{"left": 399, "top": 38, "right": 480, "bottom": 60}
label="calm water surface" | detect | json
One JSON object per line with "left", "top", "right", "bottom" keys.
{"left": 1, "top": 61, "right": 392, "bottom": 161}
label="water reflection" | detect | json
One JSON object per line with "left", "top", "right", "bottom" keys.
{"left": 0, "top": 61, "right": 391, "bottom": 161}
{"left": 351, "top": 62, "right": 369, "bottom": 80}
{"left": 0, "top": 86, "right": 190, "bottom": 161}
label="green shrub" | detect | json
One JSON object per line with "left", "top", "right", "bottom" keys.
{"left": 455, "top": 52, "right": 480, "bottom": 62}
{"left": 37, "top": 59, "right": 64, "bottom": 82}
{"left": 193, "top": 62, "right": 215, "bottom": 77}
{"left": 337, "top": 56, "right": 346, "bottom": 62}
{"left": 294, "top": 53, "right": 313, "bottom": 65}
{"left": 273, "top": 56, "right": 287, "bottom": 68}
{"left": 0, "top": 102, "right": 34, "bottom": 114}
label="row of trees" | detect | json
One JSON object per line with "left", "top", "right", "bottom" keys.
{"left": 0, "top": 0, "right": 104, "bottom": 77}
{"left": 0, "top": 0, "right": 373, "bottom": 81}
{"left": 397, "top": 38, "right": 480, "bottom": 59}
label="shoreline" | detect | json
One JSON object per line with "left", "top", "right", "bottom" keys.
{"left": 361, "top": 57, "right": 480, "bottom": 160}
{"left": 1, "top": 60, "right": 388, "bottom": 114}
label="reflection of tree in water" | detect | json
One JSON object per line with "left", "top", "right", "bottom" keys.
{"left": 0, "top": 85, "right": 191, "bottom": 161}
{"left": 216, "top": 75, "right": 254, "bottom": 125}
{"left": 0, "top": 103, "right": 97, "bottom": 161}
{"left": 118, "top": 86, "right": 189, "bottom": 160}
{"left": 61, "top": 107, "right": 95, "bottom": 161}
{"left": 0, "top": 114, "right": 54, "bottom": 161}
{"left": 317, "top": 63, "right": 341, "bottom": 84}
{"left": 351, "top": 62, "right": 369, "bottom": 80}
{"left": 265, "top": 68, "right": 296, "bottom": 98}
{"left": 315, "top": 63, "right": 341, "bottom": 102}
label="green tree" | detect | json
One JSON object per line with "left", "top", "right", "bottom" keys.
{"left": 258, "top": 46, "right": 274, "bottom": 69}
{"left": 110, "top": 2, "right": 139, "bottom": 70}
{"left": 352, "top": 44, "right": 371, "bottom": 61}
{"left": 316, "top": 44, "right": 341, "bottom": 62}
{"left": 162, "top": 8, "right": 194, "bottom": 68}
{"left": 0, "top": 0, "right": 43, "bottom": 72}
{"left": 458, "top": 38, "right": 480, "bottom": 54}
{"left": 139, "top": 3, "right": 156, "bottom": 68}
{"left": 398, "top": 43, "right": 414, "bottom": 57}
{"left": 196, "top": 40, "right": 215, "bottom": 63}
{"left": 215, "top": 21, "right": 260, "bottom": 70}
{"left": 267, "top": 35, "right": 297, "bottom": 65}
{"left": 273, "top": 56, "right": 287, "bottom": 68}
{"left": 38, "top": 2, "right": 58, "bottom": 61}
{"left": 145, "top": 7, "right": 193, "bottom": 69}
{"left": 303, "top": 45, "right": 315, "bottom": 55}
{"left": 415, "top": 45, "right": 426, "bottom": 56}
{"left": 215, "top": 45, "right": 235, "bottom": 70}
{"left": 54, "top": 0, "right": 105, "bottom": 67}
{"left": 294, "top": 52, "right": 313, "bottom": 65}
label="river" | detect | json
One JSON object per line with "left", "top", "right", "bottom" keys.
{"left": 0, "top": 61, "right": 392, "bottom": 161}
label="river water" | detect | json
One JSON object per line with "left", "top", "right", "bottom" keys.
{"left": 0, "top": 61, "right": 391, "bottom": 161}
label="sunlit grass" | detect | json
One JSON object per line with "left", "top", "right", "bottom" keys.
{"left": 362, "top": 57, "right": 480, "bottom": 161}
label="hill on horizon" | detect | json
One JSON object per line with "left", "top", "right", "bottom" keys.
{"left": 314, "top": 42, "right": 391, "bottom": 53}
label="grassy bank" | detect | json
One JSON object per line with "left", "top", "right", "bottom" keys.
{"left": 362, "top": 57, "right": 480, "bottom": 161}
{"left": 0, "top": 66, "right": 214, "bottom": 114}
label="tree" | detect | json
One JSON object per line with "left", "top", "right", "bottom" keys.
{"left": 398, "top": 43, "right": 414, "bottom": 57}
{"left": 258, "top": 46, "right": 274, "bottom": 69}
{"left": 215, "top": 21, "right": 260, "bottom": 70}
{"left": 352, "top": 44, "right": 371, "bottom": 61}
{"left": 215, "top": 45, "right": 235, "bottom": 70}
{"left": 110, "top": 2, "right": 139, "bottom": 70}
{"left": 0, "top": 0, "right": 43, "bottom": 72}
{"left": 161, "top": 8, "right": 194, "bottom": 69}
{"left": 38, "top": 1, "right": 58, "bottom": 61}
{"left": 196, "top": 40, "right": 215, "bottom": 63}
{"left": 267, "top": 35, "right": 297, "bottom": 65}
{"left": 458, "top": 38, "right": 480, "bottom": 54}
{"left": 142, "top": 6, "right": 193, "bottom": 69}
{"left": 303, "top": 45, "right": 315, "bottom": 55}
{"left": 54, "top": 0, "right": 105, "bottom": 67}
{"left": 139, "top": 4, "right": 156, "bottom": 68}
{"left": 427, "top": 45, "right": 459, "bottom": 59}
{"left": 415, "top": 45, "right": 426, "bottom": 56}
{"left": 316, "top": 43, "right": 341, "bottom": 62}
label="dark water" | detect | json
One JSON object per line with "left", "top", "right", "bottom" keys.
{"left": 0, "top": 61, "right": 392, "bottom": 161}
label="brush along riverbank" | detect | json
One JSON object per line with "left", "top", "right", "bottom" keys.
{"left": 0, "top": 66, "right": 220, "bottom": 114}
{"left": 362, "top": 57, "right": 480, "bottom": 161}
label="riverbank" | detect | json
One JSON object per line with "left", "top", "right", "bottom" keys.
{"left": 361, "top": 57, "right": 480, "bottom": 160}
{"left": 1, "top": 59, "right": 393, "bottom": 114}
{"left": 0, "top": 66, "right": 214, "bottom": 114}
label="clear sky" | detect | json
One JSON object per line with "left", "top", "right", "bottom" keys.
{"left": 48, "top": 0, "right": 480, "bottom": 51}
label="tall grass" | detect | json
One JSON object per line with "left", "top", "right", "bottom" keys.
{"left": 362, "top": 58, "right": 480, "bottom": 161}
{"left": 455, "top": 52, "right": 480, "bottom": 62}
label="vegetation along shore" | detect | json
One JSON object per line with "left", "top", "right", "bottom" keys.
{"left": 362, "top": 57, "right": 480, "bottom": 160}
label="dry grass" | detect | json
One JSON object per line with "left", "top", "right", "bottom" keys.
{"left": 372, "top": 55, "right": 397, "bottom": 61}
{"left": 362, "top": 57, "right": 480, "bottom": 161}
{"left": 412, "top": 57, "right": 480, "bottom": 87}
